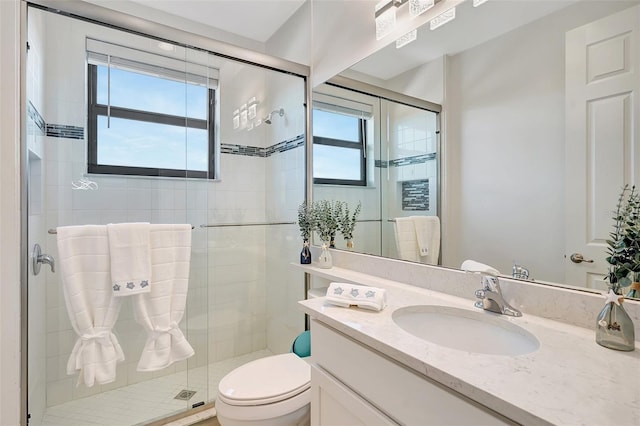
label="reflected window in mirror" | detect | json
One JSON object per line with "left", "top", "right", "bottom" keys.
{"left": 312, "top": 108, "right": 367, "bottom": 186}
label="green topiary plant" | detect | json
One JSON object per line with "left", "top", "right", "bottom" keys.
{"left": 337, "top": 201, "right": 361, "bottom": 248}
{"left": 297, "top": 201, "right": 313, "bottom": 242}
{"left": 605, "top": 185, "right": 640, "bottom": 294}
{"left": 312, "top": 200, "right": 340, "bottom": 245}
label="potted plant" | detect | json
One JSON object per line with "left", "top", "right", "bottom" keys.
{"left": 338, "top": 201, "right": 362, "bottom": 249}
{"left": 312, "top": 200, "right": 340, "bottom": 268}
{"left": 297, "top": 201, "right": 313, "bottom": 264}
{"left": 597, "top": 185, "right": 637, "bottom": 351}
{"left": 312, "top": 200, "right": 339, "bottom": 246}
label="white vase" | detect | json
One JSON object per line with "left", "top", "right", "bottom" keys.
{"left": 317, "top": 243, "right": 333, "bottom": 269}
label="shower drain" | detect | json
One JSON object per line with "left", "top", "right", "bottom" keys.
{"left": 174, "top": 389, "right": 197, "bottom": 400}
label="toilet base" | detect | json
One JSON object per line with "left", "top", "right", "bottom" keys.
{"left": 215, "top": 387, "right": 310, "bottom": 426}
{"left": 216, "top": 404, "right": 309, "bottom": 426}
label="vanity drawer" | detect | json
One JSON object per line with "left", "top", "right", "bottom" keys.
{"left": 311, "top": 319, "right": 513, "bottom": 426}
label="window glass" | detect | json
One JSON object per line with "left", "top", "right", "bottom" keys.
{"left": 313, "top": 144, "right": 363, "bottom": 180}
{"left": 96, "top": 116, "right": 207, "bottom": 171}
{"left": 88, "top": 63, "right": 214, "bottom": 178}
{"left": 96, "top": 66, "right": 208, "bottom": 119}
{"left": 312, "top": 107, "right": 366, "bottom": 185}
{"left": 313, "top": 109, "right": 360, "bottom": 142}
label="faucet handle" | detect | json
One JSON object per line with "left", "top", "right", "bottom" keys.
{"left": 475, "top": 289, "right": 486, "bottom": 299}
{"left": 481, "top": 274, "right": 500, "bottom": 290}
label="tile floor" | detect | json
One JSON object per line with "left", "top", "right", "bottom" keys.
{"left": 38, "top": 350, "right": 272, "bottom": 426}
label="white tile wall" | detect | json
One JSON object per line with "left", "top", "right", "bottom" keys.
{"left": 383, "top": 104, "right": 439, "bottom": 258}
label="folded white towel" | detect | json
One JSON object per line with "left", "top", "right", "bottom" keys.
{"left": 107, "top": 223, "right": 151, "bottom": 297}
{"left": 134, "top": 224, "right": 195, "bottom": 372}
{"left": 413, "top": 216, "right": 440, "bottom": 265}
{"left": 325, "top": 282, "right": 387, "bottom": 312}
{"left": 56, "top": 225, "right": 125, "bottom": 387}
{"left": 461, "top": 259, "right": 500, "bottom": 276}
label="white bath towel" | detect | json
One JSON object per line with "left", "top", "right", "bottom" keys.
{"left": 56, "top": 225, "right": 125, "bottom": 387}
{"left": 134, "top": 224, "right": 194, "bottom": 372}
{"left": 394, "top": 217, "right": 420, "bottom": 262}
{"left": 107, "top": 222, "right": 151, "bottom": 297}
{"left": 325, "top": 282, "right": 387, "bottom": 311}
{"left": 461, "top": 259, "right": 500, "bottom": 276}
{"left": 413, "top": 216, "right": 440, "bottom": 265}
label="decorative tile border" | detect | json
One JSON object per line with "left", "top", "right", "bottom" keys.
{"left": 26, "top": 100, "right": 303, "bottom": 157}
{"left": 46, "top": 124, "right": 84, "bottom": 140}
{"left": 402, "top": 179, "right": 430, "bottom": 211}
{"left": 27, "top": 101, "right": 46, "bottom": 133}
{"left": 220, "top": 134, "right": 304, "bottom": 158}
{"left": 390, "top": 152, "right": 436, "bottom": 167}
{"left": 376, "top": 152, "right": 437, "bottom": 169}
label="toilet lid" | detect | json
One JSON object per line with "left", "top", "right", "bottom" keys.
{"left": 218, "top": 353, "right": 311, "bottom": 406}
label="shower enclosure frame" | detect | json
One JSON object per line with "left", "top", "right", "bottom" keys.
{"left": 19, "top": 1, "right": 312, "bottom": 424}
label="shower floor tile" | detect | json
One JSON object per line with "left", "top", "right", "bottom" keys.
{"left": 38, "top": 349, "right": 272, "bottom": 426}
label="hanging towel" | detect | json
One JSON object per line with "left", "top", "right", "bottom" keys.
{"left": 394, "top": 217, "right": 420, "bottom": 262}
{"left": 325, "top": 282, "right": 387, "bottom": 312}
{"left": 56, "top": 225, "right": 125, "bottom": 387}
{"left": 461, "top": 259, "right": 500, "bottom": 276}
{"left": 134, "top": 224, "right": 194, "bottom": 372}
{"left": 107, "top": 222, "right": 152, "bottom": 297}
{"left": 413, "top": 216, "right": 440, "bottom": 265}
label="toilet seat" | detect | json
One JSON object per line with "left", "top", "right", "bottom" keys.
{"left": 217, "top": 353, "right": 311, "bottom": 406}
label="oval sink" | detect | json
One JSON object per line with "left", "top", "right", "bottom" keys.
{"left": 392, "top": 305, "right": 539, "bottom": 356}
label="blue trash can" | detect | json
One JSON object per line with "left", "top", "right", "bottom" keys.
{"left": 291, "top": 330, "right": 311, "bottom": 358}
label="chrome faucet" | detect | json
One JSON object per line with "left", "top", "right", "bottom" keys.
{"left": 512, "top": 263, "right": 530, "bottom": 280}
{"left": 474, "top": 274, "right": 522, "bottom": 317}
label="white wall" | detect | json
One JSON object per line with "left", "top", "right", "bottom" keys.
{"left": 386, "top": 56, "right": 445, "bottom": 105}
{"left": 266, "top": 1, "right": 312, "bottom": 66}
{"left": 0, "top": 0, "right": 22, "bottom": 424}
{"left": 82, "top": 0, "right": 265, "bottom": 53}
{"left": 442, "top": 1, "right": 638, "bottom": 281}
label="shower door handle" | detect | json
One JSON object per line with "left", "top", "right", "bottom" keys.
{"left": 32, "top": 243, "right": 55, "bottom": 275}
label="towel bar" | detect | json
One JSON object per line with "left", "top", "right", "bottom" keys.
{"left": 48, "top": 225, "right": 195, "bottom": 234}
{"left": 200, "top": 221, "right": 295, "bottom": 228}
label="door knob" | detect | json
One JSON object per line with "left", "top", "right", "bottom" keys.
{"left": 32, "top": 243, "right": 55, "bottom": 275}
{"left": 569, "top": 253, "right": 594, "bottom": 264}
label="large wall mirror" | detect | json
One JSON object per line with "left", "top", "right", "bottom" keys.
{"left": 311, "top": 0, "right": 640, "bottom": 298}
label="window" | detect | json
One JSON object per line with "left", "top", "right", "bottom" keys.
{"left": 87, "top": 47, "right": 216, "bottom": 179}
{"left": 313, "top": 108, "right": 367, "bottom": 186}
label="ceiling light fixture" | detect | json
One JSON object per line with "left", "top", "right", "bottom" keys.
{"left": 430, "top": 7, "right": 456, "bottom": 30}
{"left": 408, "top": 0, "right": 434, "bottom": 18}
{"left": 396, "top": 29, "right": 417, "bottom": 48}
{"left": 473, "top": 0, "right": 489, "bottom": 7}
{"left": 157, "top": 42, "right": 175, "bottom": 51}
{"left": 375, "top": 0, "right": 397, "bottom": 40}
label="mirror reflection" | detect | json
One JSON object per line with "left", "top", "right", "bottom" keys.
{"left": 312, "top": 82, "right": 440, "bottom": 261}
{"left": 312, "top": 0, "right": 640, "bottom": 296}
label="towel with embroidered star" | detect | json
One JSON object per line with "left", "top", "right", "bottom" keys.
{"left": 325, "top": 282, "right": 387, "bottom": 311}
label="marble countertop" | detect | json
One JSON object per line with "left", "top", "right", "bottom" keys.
{"left": 296, "top": 265, "right": 640, "bottom": 426}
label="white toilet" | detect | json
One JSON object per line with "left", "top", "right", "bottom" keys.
{"left": 215, "top": 353, "right": 311, "bottom": 426}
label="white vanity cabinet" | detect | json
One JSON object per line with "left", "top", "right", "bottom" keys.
{"left": 310, "top": 319, "right": 514, "bottom": 426}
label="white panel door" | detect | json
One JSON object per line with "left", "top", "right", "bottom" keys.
{"left": 565, "top": 6, "right": 640, "bottom": 289}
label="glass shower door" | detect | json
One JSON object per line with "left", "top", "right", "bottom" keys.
{"left": 25, "top": 6, "right": 208, "bottom": 424}
{"left": 381, "top": 100, "right": 440, "bottom": 261}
